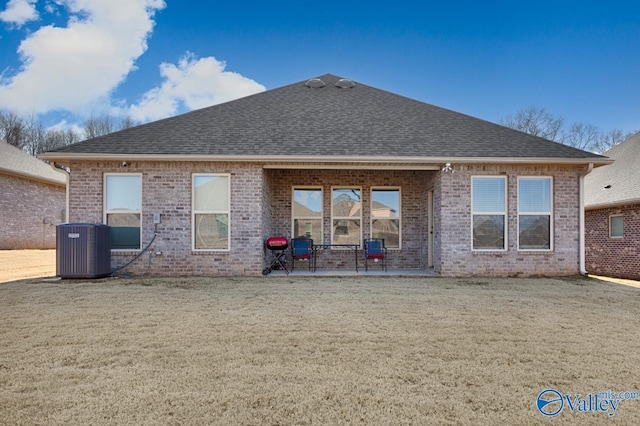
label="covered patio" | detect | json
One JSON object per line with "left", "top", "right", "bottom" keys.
{"left": 261, "top": 167, "right": 438, "bottom": 274}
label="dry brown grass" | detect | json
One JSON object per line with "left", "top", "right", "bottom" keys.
{"left": 1, "top": 275, "right": 640, "bottom": 425}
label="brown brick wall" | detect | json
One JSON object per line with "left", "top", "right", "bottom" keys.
{"left": 585, "top": 204, "right": 640, "bottom": 280}
{"left": 437, "top": 164, "right": 584, "bottom": 277}
{"left": 0, "top": 173, "right": 66, "bottom": 249}
{"left": 66, "top": 161, "right": 586, "bottom": 277}
{"left": 68, "top": 161, "right": 265, "bottom": 276}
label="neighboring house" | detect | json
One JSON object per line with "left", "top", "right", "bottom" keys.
{"left": 0, "top": 141, "right": 67, "bottom": 249}
{"left": 40, "top": 74, "right": 610, "bottom": 277}
{"left": 584, "top": 133, "right": 640, "bottom": 280}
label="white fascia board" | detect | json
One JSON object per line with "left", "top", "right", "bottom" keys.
{"left": 585, "top": 198, "right": 640, "bottom": 210}
{"left": 37, "top": 153, "right": 614, "bottom": 167}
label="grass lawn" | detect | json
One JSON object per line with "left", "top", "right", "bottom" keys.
{"left": 1, "top": 275, "right": 640, "bottom": 425}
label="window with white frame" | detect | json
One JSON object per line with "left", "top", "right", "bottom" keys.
{"left": 609, "top": 215, "right": 623, "bottom": 238}
{"left": 292, "top": 188, "right": 323, "bottom": 242}
{"left": 518, "top": 177, "right": 553, "bottom": 250}
{"left": 104, "top": 174, "right": 142, "bottom": 250}
{"left": 331, "top": 187, "right": 362, "bottom": 245}
{"left": 371, "top": 188, "right": 401, "bottom": 248}
{"left": 192, "top": 174, "right": 230, "bottom": 250}
{"left": 471, "top": 176, "right": 507, "bottom": 250}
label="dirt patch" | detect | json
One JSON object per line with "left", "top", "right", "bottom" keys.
{"left": 1, "top": 275, "right": 640, "bottom": 425}
{"left": 0, "top": 249, "right": 56, "bottom": 283}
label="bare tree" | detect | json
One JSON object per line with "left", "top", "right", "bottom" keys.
{"left": 562, "top": 122, "right": 601, "bottom": 151}
{"left": 23, "top": 114, "right": 47, "bottom": 156}
{"left": 119, "top": 116, "right": 138, "bottom": 130}
{"left": 500, "top": 106, "right": 564, "bottom": 142}
{"left": 1, "top": 110, "right": 140, "bottom": 156}
{"left": 83, "top": 114, "right": 138, "bottom": 139}
{"left": 501, "top": 106, "right": 638, "bottom": 153}
{"left": 4, "top": 113, "right": 79, "bottom": 156}
{"left": 592, "top": 129, "right": 635, "bottom": 154}
{"left": 32, "top": 128, "right": 81, "bottom": 155}
{"left": 0, "top": 110, "right": 26, "bottom": 148}
{"left": 83, "top": 115, "right": 113, "bottom": 139}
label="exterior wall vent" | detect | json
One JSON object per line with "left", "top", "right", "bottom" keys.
{"left": 335, "top": 78, "right": 355, "bottom": 89}
{"left": 305, "top": 78, "right": 326, "bottom": 88}
{"left": 56, "top": 223, "right": 112, "bottom": 278}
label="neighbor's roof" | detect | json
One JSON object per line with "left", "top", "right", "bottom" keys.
{"left": 585, "top": 132, "right": 640, "bottom": 209}
{"left": 0, "top": 141, "right": 67, "bottom": 186}
{"left": 41, "top": 74, "right": 609, "bottom": 166}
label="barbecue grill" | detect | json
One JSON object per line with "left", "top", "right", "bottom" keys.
{"left": 262, "top": 236, "right": 289, "bottom": 275}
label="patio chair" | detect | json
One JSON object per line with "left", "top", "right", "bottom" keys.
{"left": 291, "top": 237, "right": 314, "bottom": 272}
{"left": 364, "top": 238, "right": 387, "bottom": 272}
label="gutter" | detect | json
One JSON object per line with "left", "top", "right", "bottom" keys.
{"left": 579, "top": 163, "right": 594, "bottom": 276}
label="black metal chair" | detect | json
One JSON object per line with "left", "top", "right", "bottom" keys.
{"left": 291, "top": 237, "right": 314, "bottom": 272}
{"left": 364, "top": 238, "right": 387, "bottom": 272}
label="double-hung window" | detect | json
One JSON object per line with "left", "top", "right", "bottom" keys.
{"left": 471, "top": 176, "right": 507, "bottom": 251}
{"left": 192, "top": 174, "right": 230, "bottom": 251}
{"left": 609, "top": 215, "right": 623, "bottom": 238}
{"left": 331, "top": 187, "right": 362, "bottom": 246}
{"left": 104, "top": 174, "right": 142, "bottom": 250}
{"left": 371, "top": 188, "right": 401, "bottom": 248}
{"left": 292, "top": 188, "right": 323, "bottom": 242}
{"left": 518, "top": 177, "right": 553, "bottom": 250}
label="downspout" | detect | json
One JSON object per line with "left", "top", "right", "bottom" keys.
{"left": 65, "top": 171, "right": 70, "bottom": 222}
{"left": 49, "top": 162, "right": 70, "bottom": 223}
{"left": 579, "top": 163, "right": 594, "bottom": 275}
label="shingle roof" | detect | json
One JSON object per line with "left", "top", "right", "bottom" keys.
{"left": 42, "top": 74, "right": 607, "bottom": 164}
{"left": 0, "top": 141, "right": 67, "bottom": 186}
{"left": 584, "top": 132, "right": 640, "bottom": 208}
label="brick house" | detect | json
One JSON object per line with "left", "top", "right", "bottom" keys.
{"left": 584, "top": 133, "right": 640, "bottom": 280}
{"left": 1, "top": 141, "right": 67, "bottom": 249}
{"left": 41, "top": 74, "right": 609, "bottom": 276}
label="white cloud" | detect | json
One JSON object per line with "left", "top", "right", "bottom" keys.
{"left": 1, "top": 0, "right": 265, "bottom": 125}
{"left": 0, "top": 0, "right": 39, "bottom": 26}
{"left": 47, "top": 119, "right": 83, "bottom": 135}
{"left": 0, "top": 0, "right": 166, "bottom": 115}
{"left": 127, "top": 53, "right": 266, "bottom": 122}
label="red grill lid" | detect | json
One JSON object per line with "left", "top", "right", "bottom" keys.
{"left": 266, "top": 236, "right": 289, "bottom": 249}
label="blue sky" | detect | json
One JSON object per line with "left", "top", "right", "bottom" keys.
{"left": 0, "top": 0, "right": 638, "bottom": 134}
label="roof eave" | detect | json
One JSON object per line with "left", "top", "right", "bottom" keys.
{"left": 0, "top": 167, "right": 67, "bottom": 187}
{"left": 38, "top": 153, "right": 613, "bottom": 166}
{"left": 585, "top": 198, "right": 640, "bottom": 210}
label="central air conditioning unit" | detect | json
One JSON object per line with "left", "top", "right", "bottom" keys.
{"left": 56, "top": 223, "right": 112, "bottom": 278}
